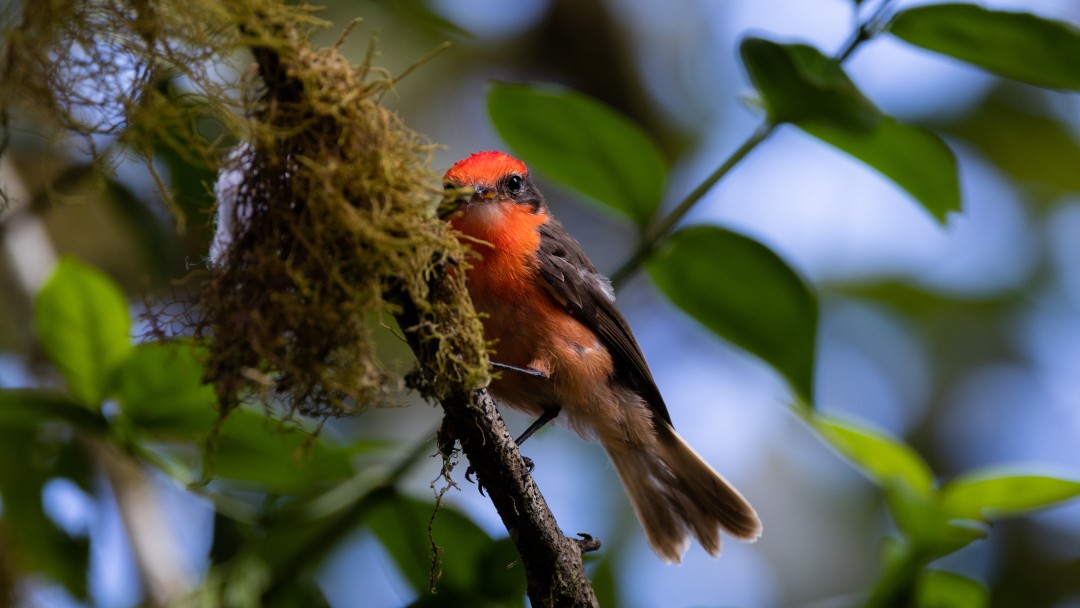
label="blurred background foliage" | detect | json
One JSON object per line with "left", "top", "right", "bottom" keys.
{"left": 2, "top": 0, "right": 1080, "bottom": 606}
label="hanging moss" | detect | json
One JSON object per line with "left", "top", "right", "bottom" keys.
{"left": 1, "top": 0, "right": 490, "bottom": 418}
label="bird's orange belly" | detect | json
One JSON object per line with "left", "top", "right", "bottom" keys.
{"left": 471, "top": 278, "right": 615, "bottom": 425}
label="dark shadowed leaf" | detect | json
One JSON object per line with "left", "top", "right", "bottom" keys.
{"left": 476, "top": 537, "right": 527, "bottom": 604}
{"left": 0, "top": 390, "right": 107, "bottom": 431}
{"left": 115, "top": 341, "right": 217, "bottom": 438}
{"left": 740, "top": 38, "right": 880, "bottom": 130}
{"left": 367, "top": 494, "right": 493, "bottom": 595}
{"left": 34, "top": 258, "right": 131, "bottom": 406}
{"left": 941, "top": 472, "right": 1080, "bottom": 521}
{"left": 488, "top": 83, "right": 666, "bottom": 225}
{"left": 917, "top": 570, "right": 989, "bottom": 608}
{"left": 813, "top": 415, "right": 934, "bottom": 496}
{"left": 647, "top": 225, "right": 817, "bottom": 403}
{"left": 0, "top": 431, "right": 92, "bottom": 599}
{"left": 944, "top": 92, "right": 1080, "bottom": 194}
{"left": 208, "top": 410, "right": 353, "bottom": 493}
{"left": 890, "top": 4, "right": 1080, "bottom": 90}
{"left": 589, "top": 557, "right": 620, "bottom": 608}
{"left": 799, "top": 117, "right": 960, "bottom": 223}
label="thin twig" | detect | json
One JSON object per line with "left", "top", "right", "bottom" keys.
{"left": 609, "top": 0, "right": 894, "bottom": 289}
{"left": 609, "top": 122, "right": 776, "bottom": 288}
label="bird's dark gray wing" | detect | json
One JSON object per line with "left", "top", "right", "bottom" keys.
{"left": 536, "top": 218, "right": 673, "bottom": 427}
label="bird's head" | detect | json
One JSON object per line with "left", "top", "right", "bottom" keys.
{"left": 442, "top": 152, "right": 546, "bottom": 235}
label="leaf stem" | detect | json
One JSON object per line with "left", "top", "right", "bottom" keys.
{"left": 610, "top": 122, "right": 776, "bottom": 288}
{"left": 608, "top": 0, "right": 894, "bottom": 289}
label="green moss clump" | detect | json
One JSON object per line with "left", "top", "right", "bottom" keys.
{"left": 1, "top": 0, "right": 490, "bottom": 418}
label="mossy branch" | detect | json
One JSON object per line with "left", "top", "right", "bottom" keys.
{"left": 239, "top": 10, "right": 598, "bottom": 606}
{"left": 395, "top": 276, "right": 599, "bottom": 608}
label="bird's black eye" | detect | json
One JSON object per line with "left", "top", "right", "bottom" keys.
{"left": 505, "top": 174, "right": 523, "bottom": 195}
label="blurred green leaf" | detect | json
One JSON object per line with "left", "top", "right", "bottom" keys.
{"left": 647, "top": 225, "right": 817, "bottom": 404}
{"left": 740, "top": 38, "right": 880, "bottom": 130}
{"left": 367, "top": 494, "right": 493, "bottom": 596}
{"left": 890, "top": 4, "right": 1080, "bottom": 90}
{"left": 115, "top": 341, "right": 217, "bottom": 438}
{"left": 814, "top": 415, "right": 934, "bottom": 495}
{"left": 885, "top": 484, "right": 985, "bottom": 555}
{"left": 799, "top": 117, "right": 960, "bottom": 223}
{"left": 0, "top": 390, "right": 107, "bottom": 431}
{"left": 944, "top": 92, "right": 1080, "bottom": 194}
{"left": 35, "top": 258, "right": 131, "bottom": 406}
{"left": 208, "top": 410, "right": 354, "bottom": 493}
{"left": 370, "top": 0, "right": 475, "bottom": 38}
{"left": 488, "top": 83, "right": 666, "bottom": 225}
{"left": 0, "top": 431, "right": 91, "bottom": 599}
{"left": 941, "top": 472, "right": 1080, "bottom": 521}
{"left": 589, "top": 557, "right": 619, "bottom": 608}
{"left": 476, "top": 537, "right": 527, "bottom": 604}
{"left": 917, "top": 570, "right": 989, "bottom": 608}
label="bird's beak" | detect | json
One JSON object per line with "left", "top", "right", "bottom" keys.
{"left": 472, "top": 186, "right": 499, "bottom": 203}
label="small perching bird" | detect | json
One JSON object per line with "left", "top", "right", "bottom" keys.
{"left": 442, "top": 151, "right": 761, "bottom": 563}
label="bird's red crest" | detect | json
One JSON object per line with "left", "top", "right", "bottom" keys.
{"left": 444, "top": 151, "right": 527, "bottom": 186}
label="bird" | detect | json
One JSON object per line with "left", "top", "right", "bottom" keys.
{"left": 442, "top": 150, "right": 761, "bottom": 564}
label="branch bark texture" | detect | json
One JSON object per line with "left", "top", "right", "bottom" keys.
{"left": 397, "top": 275, "right": 599, "bottom": 608}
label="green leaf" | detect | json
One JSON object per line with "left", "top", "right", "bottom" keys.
{"left": 890, "top": 4, "right": 1080, "bottom": 91}
{"left": 885, "top": 483, "right": 985, "bottom": 555}
{"left": 739, "top": 38, "right": 961, "bottom": 223}
{"left": 813, "top": 415, "right": 934, "bottom": 495}
{"left": 0, "top": 430, "right": 91, "bottom": 599}
{"left": 944, "top": 92, "right": 1080, "bottom": 194}
{"left": 366, "top": 494, "right": 493, "bottom": 595}
{"left": 799, "top": 117, "right": 960, "bottom": 223}
{"left": 487, "top": 83, "right": 666, "bottom": 225}
{"left": 647, "top": 225, "right": 817, "bottom": 403}
{"left": 739, "top": 38, "right": 880, "bottom": 130}
{"left": 207, "top": 410, "right": 354, "bottom": 494}
{"left": 476, "top": 537, "right": 526, "bottom": 604}
{"left": 0, "top": 390, "right": 107, "bottom": 431}
{"left": 34, "top": 258, "right": 131, "bottom": 406}
{"left": 941, "top": 472, "right": 1080, "bottom": 521}
{"left": 589, "top": 558, "right": 620, "bottom": 608}
{"left": 115, "top": 341, "right": 217, "bottom": 438}
{"left": 917, "top": 570, "right": 989, "bottom": 608}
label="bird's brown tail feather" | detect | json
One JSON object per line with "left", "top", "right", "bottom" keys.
{"left": 606, "top": 424, "right": 761, "bottom": 564}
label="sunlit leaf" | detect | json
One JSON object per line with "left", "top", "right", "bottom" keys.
{"left": 941, "top": 472, "right": 1080, "bottom": 521}
{"left": 488, "top": 83, "right": 666, "bottom": 225}
{"left": 886, "top": 483, "right": 985, "bottom": 555}
{"left": 647, "top": 225, "right": 817, "bottom": 404}
{"left": 799, "top": 117, "right": 960, "bottom": 223}
{"left": 814, "top": 415, "right": 934, "bottom": 495}
{"left": 115, "top": 341, "right": 217, "bottom": 438}
{"left": 917, "top": 570, "right": 989, "bottom": 608}
{"left": 740, "top": 37, "right": 880, "bottom": 130}
{"left": 34, "top": 258, "right": 131, "bottom": 406}
{"left": 890, "top": 4, "right": 1080, "bottom": 90}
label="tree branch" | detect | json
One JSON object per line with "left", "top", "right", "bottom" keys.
{"left": 396, "top": 275, "right": 599, "bottom": 608}
{"left": 241, "top": 11, "right": 598, "bottom": 607}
